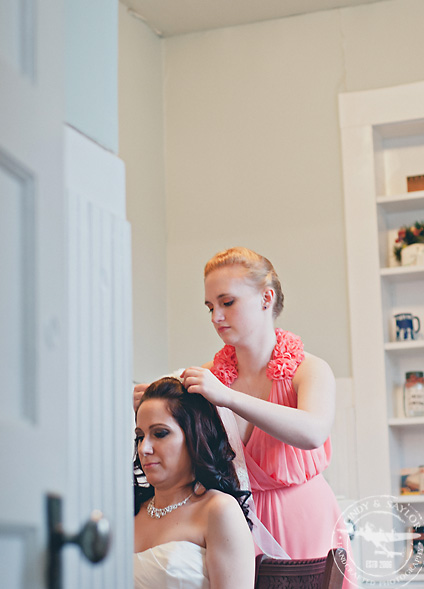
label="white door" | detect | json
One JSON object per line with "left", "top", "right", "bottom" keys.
{"left": 0, "top": 2, "right": 133, "bottom": 588}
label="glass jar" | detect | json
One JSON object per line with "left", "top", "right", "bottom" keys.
{"left": 403, "top": 371, "right": 424, "bottom": 417}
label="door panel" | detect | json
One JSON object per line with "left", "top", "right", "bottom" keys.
{"left": 0, "top": 151, "right": 35, "bottom": 421}
{"left": 0, "top": 0, "right": 65, "bottom": 585}
{"left": 64, "top": 126, "right": 133, "bottom": 589}
{"left": 0, "top": 2, "right": 133, "bottom": 587}
{"left": 0, "top": 0, "right": 34, "bottom": 78}
{"left": 0, "top": 0, "right": 68, "bottom": 589}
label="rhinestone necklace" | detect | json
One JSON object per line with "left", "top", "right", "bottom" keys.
{"left": 147, "top": 492, "right": 193, "bottom": 519}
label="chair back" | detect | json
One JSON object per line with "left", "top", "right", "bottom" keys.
{"left": 255, "top": 548, "right": 346, "bottom": 589}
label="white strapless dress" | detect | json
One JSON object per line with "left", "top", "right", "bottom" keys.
{"left": 134, "top": 541, "right": 210, "bottom": 589}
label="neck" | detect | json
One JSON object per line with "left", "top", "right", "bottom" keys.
{"left": 235, "top": 326, "right": 277, "bottom": 377}
{"left": 153, "top": 483, "right": 193, "bottom": 509}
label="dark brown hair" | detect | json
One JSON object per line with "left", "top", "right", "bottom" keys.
{"left": 134, "top": 377, "right": 251, "bottom": 527}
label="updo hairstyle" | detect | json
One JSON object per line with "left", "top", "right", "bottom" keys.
{"left": 204, "top": 247, "right": 284, "bottom": 319}
{"left": 134, "top": 377, "right": 251, "bottom": 527}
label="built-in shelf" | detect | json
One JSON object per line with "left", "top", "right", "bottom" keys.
{"left": 376, "top": 191, "right": 424, "bottom": 213}
{"left": 341, "top": 82, "right": 424, "bottom": 588}
{"left": 384, "top": 340, "right": 424, "bottom": 353}
{"left": 388, "top": 417, "right": 424, "bottom": 426}
{"left": 395, "top": 494, "right": 424, "bottom": 504}
{"left": 380, "top": 265, "right": 424, "bottom": 283}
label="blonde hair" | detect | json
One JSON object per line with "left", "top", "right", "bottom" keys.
{"left": 204, "top": 247, "right": 284, "bottom": 319}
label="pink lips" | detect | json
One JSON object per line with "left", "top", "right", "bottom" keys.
{"left": 143, "top": 462, "right": 159, "bottom": 469}
{"left": 217, "top": 326, "right": 230, "bottom": 333}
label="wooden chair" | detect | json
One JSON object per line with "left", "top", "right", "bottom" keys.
{"left": 255, "top": 547, "right": 347, "bottom": 589}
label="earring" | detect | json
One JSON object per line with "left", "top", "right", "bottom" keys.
{"left": 263, "top": 303, "right": 268, "bottom": 310}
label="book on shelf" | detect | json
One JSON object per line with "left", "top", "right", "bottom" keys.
{"left": 401, "top": 466, "right": 424, "bottom": 495}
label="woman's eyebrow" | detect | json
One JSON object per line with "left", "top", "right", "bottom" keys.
{"left": 205, "top": 293, "right": 231, "bottom": 304}
{"left": 135, "top": 423, "right": 168, "bottom": 434}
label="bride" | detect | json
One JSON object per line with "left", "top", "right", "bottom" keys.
{"left": 133, "top": 377, "right": 255, "bottom": 589}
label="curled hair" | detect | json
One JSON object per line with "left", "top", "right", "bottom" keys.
{"left": 204, "top": 247, "right": 284, "bottom": 318}
{"left": 134, "top": 377, "right": 252, "bottom": 528}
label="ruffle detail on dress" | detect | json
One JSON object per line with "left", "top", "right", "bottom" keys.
{"left": 211, "top": 328, "right": 304, "bottom": 384}
{"left": 210, "top": 345, "right": 238, "bottom": 386}
{"left": 266, "top": 329, "right": 304, "bottom": 381}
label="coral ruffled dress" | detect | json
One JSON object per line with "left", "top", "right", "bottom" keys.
{"left": 211, "top": 329, "right": 353, "bottom": 585}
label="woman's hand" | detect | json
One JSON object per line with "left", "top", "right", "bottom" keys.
{"left": 181, "top": 367, "right": 231, "bottom": 407}
{"left": 133, "top": 383, "right": 149, "bottom": 412}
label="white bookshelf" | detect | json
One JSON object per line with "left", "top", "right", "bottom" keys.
{"left": 380, "top": 266, "right": 424, "bottom": 284}
{"left": 339, "top": 81, "right": 424, "bottom": 587}
{"left": 376, "top": 191, "right": 424, "bottom": 213}
{"left": 388, "top": 417, "right": 424, "bottom": 427}
{"left": 395, "top": 494, "right": 424, "bottom": 504}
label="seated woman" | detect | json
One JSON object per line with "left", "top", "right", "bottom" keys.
{"left": 133, "top": 377, "right": 255, "bottom": 589}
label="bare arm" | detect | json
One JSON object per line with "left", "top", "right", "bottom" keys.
{"left": 232, "top": 353, "right": 335, "bottom": 449}
{"left": 182, "top": 353, "right": 335, "bottom": 450}
{"left": 205, "top": 494, "right": 255, "bottom": 589}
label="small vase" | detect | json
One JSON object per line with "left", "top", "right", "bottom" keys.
{"left": 401, "top": 243, "right": 424, "bottom": 266}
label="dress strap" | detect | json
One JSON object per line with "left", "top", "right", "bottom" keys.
{"left": 217, "top": 407, "right": 290, "bottom": 560}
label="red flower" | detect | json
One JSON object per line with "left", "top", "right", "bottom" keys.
{"left": 397, "top": 228, "right": 406, "bottom": 241}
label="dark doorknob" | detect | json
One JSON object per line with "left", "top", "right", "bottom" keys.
{"left": 46, "top": 494, "right": 112, "bottom": 589}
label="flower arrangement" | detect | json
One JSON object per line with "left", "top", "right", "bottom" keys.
{"left": 393, "top": 221, "right": 424, "bottom": 261}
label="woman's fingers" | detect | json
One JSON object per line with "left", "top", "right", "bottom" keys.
{"left": 133, "top": 383, "right": 149, "bottom": 411}
{"left": 181, "top": 367, "right": 206, "bottom": 392}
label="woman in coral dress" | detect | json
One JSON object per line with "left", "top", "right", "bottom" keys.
{"left": 180, "top": 247, "right": 354, "bottom": 586}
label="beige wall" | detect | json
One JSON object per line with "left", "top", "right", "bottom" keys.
{"left": 119, "top": 4, "right": 168, "bottom": 381}
{"left": 119, "top": 0, "right": 424, "bottom": 381}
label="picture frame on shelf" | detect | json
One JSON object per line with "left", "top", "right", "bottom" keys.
{"left": 405, "top": 525, "right": 424, "bottom": 569}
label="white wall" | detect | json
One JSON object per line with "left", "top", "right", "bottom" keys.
{"left": 164, "top": 9, "right": 349, "bottom": 374}
{"left": 119, "top": 0, "right": 424, "bottom": 381}
{"left": 65, "top": 0, "right": 119, "bottom": 152}
{"left": 162, "top": 0, "right": 424, "bottom": 376}
{"left": 119, "top": 5, "right": 168, "bottom": 382}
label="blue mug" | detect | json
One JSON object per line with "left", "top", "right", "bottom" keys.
{"left": 395, "top": 313, "right": 421, "bottom": 341}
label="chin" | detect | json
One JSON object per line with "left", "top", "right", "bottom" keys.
{"left": 217, "top": 328, "right": 230, "bottom": 339}
{"left": 218, "top": 330, "right": 237, "bottom": 345}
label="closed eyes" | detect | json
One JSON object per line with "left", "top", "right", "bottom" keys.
{"left": 206, "top": 300, "right": 234, "bottom": 313}
{"left": 135, "top": 429, "right": 170, "bottom": 444}
{"left": 154, "top": 429, "right": 170, "bottom": 439}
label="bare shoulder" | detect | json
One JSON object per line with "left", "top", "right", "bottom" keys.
{"left": 202, "top": 360, "right": 214, "bottom": 369}
{"left": 294, "top": 351, "right": 334, "bottom": 380}
{"left": 204, "top": 491, "right": 255, "bottom": 588}
{"left": 192, "top": 489, "right": 248, "bottom": 539}
{"left": 201, "top": 489, "right": 239, "bottom": 513}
